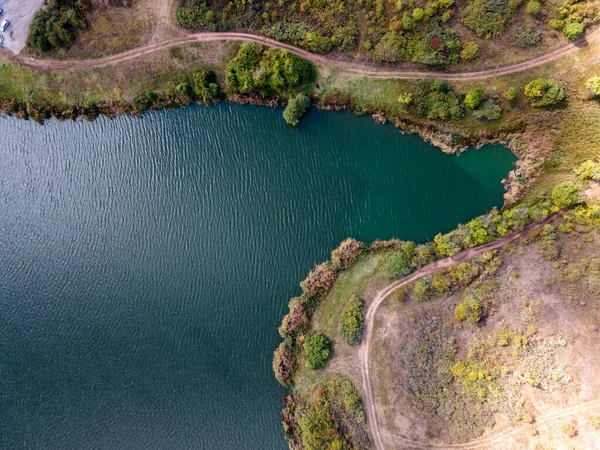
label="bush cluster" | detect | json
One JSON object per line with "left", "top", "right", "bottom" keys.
{"left": 511, "top": 25, "right": 542, "bottom": 48}
{"left": 574, "top": 160, "right": 600, "bottom": 181}
{"left": 225, "top": 44, "right": 313, "bottom": 97}
{"left": 473, "top": 99, "right": 503, "bottom": 121}
{"left": 132, "top": 69, "right": 220, "bottom": 110}
{"left": 27, "top": 0, "right": 91, "bottom": 52}
{"left": 284, "top": 375, "right": 369, "bottom": 450}
{"left": 399, "top": 79, "right": 464, "bottom": 121}
{"left": 524, "top": 78, "right": 566, "bottom": 107}
{"left": 454, "top": 296, "right": 484, "bottom": 322}
{"left": 585, "top": 76, "right": 600, "bottom": 98}
{"left": 461, "top": 0, "right": 520, "bottom": 38}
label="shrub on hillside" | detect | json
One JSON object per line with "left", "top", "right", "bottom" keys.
{"left": 278, "top": 296, "right": 310, "bottom": 338}
{"left": 273, "top": 341, "right": 295, "bottom": 385}
{"left": 524, "top": 78, "right": 565, "bottom": 107}
{"left": 341, "top": 296, "right": 364, "bottom": 345}
{"left": 473, "top": 99, "right": 503, "bottom": 120}
{"left": 303, "top": 332, "right": 331, "bottom": 369}
{"left": 407, "top": 80, "right": 464, "bottom": 121}
{"left": 292, "top": 375, "right": 368, "bottom": 450}
{"left": 503, "top": 87, "right": 518, "bottom": 101}
{"left": 283, "top": 94, "right": 311, "bottom": 127}
{"left": 27, "top": 0, "right": 91, "bottom": 52}
{"left": 585, "top": 76, "right": 600, "bottom": 98}
{"left": 560, "top": 423, "right": 577, "bottom": 437}
{"left": 589, "top": 415, "right": 600, "bottom": 429}
{"left": 574, "top": 160, "right": 600, "bottom": 181}
{"left": 455, "top": 296, "right": 484, "bottom": 322}
{"left": 564, "top": 22, "right": 585, "bottom": 40}
{"left": 331, "top": 238, "right": 365, "bottom": 271}
{"left": 511, "top": 25, "right": 542, "bottom": 48}
{"left": 526, "top": 0, "right": 541, "bottom": 15}
{"left": 460, "top": 41, "right": 480, "bottom": 61}
{"left": 464, "top": 88, "right": 484, "bottom": 109}
{"left": 300, "top": 263, "right": 337, "bottom": 298}
{"left": 551, "top": 182, "right": 582, "bottom": 208}
{"left": 225, "top": 44, "right": 313, "bottom": 97}
{"left": 414, "top": 278, "right": 435, "bottom": 300}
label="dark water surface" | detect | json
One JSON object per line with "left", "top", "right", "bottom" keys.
{"left": 0, "top": 103, "right": 515, "bottom": 449}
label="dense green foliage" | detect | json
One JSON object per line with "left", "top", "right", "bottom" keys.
{"left": 283, "top": 94, "right": 311, "bottom": 126}
{"left": 524, "top": 78, "right": 566, "bottom": 107}
{"left": 460, "top": 41, "right": 480, "bottom": 61}
{"left": 283, "top": 375, "right": 369, "bottom": 450}
{"left": 551, "top": 182, "right": 582, "bottom": 208}
{"left": 178, "top": 0, "right": 465, "bottom": 66}
{"left": 27, "top": 0, "right": 91, "bottom": 52}
{"left": 399, "top": 79, "right": 464, "bottom": 120}
{"left": 382, "top": 250, "right": 411, "bottom": 279}
{"left": 454, "top": 296, "right": 484, "bottom": 321}
{"left": 574, "top": 160, "right": 600, "bottom": 181}
{"left": 464, "top": 88, "right": 484, "bottom": 109}
{"left": 503, "top": 87, "right": 518, "bottom": 101}
{"left": 473, "top": 99, "right": 503, "bottom": 120}
{"left": 341, "top": 296, "right": 365, "bottom": 345}
{"left": 190, "top": 69, "right": 219, "bottom": 104}
{"left": 461, "top": 0, "right": 519, "bottom": 38}
{"left": 563, "top": 21, "right": 585, "bottom": 40}
{"left": 225, "top": 44, "right": 313, "bottom": 97}
{"left": 585, "top": 76, "right": 600, "bottom": 98}
{"left": 303, "top": 332, "right": 331, "bottom": 369}
{"left": 526, "top": 0, "right": 541, "bottom": 15}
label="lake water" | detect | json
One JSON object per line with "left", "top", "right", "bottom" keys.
{"left": 0, "top": 103, "right": 516, "bottom": 449}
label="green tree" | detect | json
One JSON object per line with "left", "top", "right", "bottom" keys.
{"left": 283, "top": 94, "right": 311, "bottom": 127}
{"left": 340, "top": 296, "right": 364, "bottom": 345}
{"left": 464, "top": 88, "right": 484, "bottom": 109}
{"left": 564, "top": 22, "right": 585, "bottom": 40}
{"left": 27, "top": 0, "right": 91, "bottom": 52}
{"left": 551, "top": 182, "right": 581, "bottom": 208}
{"left": 190, "top": 69, "right": 219, "bottom": 104}
{"left": 382, "top": 251, "right": 411, "bottom": 280}
{"left": 524, "top": 78, "right": 565, "bottom": 107}
{"left": 304, "top": 332, "right": 331, "bottom": 369}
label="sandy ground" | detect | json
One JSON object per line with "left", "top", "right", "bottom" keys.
{"left": 0, "top": 0, "right": 44, "bottom": 54}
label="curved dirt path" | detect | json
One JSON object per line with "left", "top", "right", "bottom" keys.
{"left": 3, "top": 28, "right": 600, "bottom": 80}
{"left": 359, "top": 210, "right": 569, "bottom": 450}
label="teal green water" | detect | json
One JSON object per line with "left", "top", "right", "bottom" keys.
{"left": 0, "top": 103, "right": 515, "bottom": 449}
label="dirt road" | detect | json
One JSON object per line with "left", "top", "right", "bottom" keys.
{"left": 359, "top": 209, "right": 570, "bottom": 450}
{"left": 3, "top": 28, "right": 600, "bottom": 80}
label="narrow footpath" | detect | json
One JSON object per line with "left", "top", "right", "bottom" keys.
{"left": 3, "top": 28, "right": 599, "bottom": 80}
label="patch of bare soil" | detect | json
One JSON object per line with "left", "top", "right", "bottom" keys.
{"left": 371, "top": 230, "right": 600, "bottom": 449}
